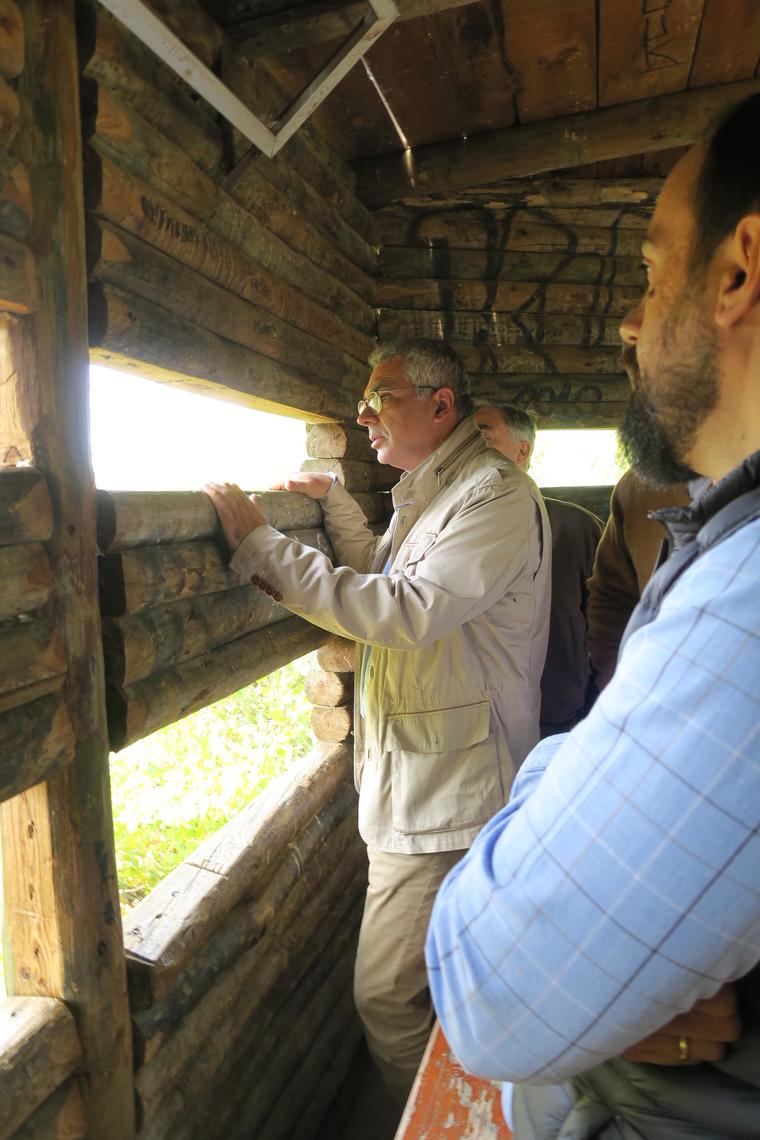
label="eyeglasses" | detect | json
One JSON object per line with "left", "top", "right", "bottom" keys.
{"left": 357, "top": 385, "right": 436, "bottom": 416}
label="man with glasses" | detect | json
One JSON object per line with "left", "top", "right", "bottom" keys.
{"left": 205, "top": 338, "right": 551, "bottom": 1105}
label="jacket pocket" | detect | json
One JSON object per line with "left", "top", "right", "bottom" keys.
{"left": 387, "top": 701, "right": 505, "bottom": 835}
{"left": 395, "top": 530, "right": 437, "bottom": 575}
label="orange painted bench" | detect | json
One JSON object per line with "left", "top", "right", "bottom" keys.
{"left": 395, "top": 1023, "right": 513, "bottom": 1138}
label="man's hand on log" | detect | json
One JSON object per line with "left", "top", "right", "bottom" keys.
{"left": 621, "top": 982, "right": 741, "bottom": 1065}
{"left": 270, "top": 472, "right": 334, "bottom": 499}
{"left": 204, "top": 482, "right": 269, "bottom": 553}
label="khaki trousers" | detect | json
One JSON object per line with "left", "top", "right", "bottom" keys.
{"left": 353, "top": 846, "right": 464, "bottom": 1106}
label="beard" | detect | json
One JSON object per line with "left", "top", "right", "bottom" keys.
{"left": 618, "top": 290, "right": 719, "bottom": 487}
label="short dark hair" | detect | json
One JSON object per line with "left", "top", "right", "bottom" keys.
{"left": 474, "top": 401, "right": 538, "bottom": 447}
{"left": 369, "top": 338, "right": 473, "bottom": 418}
{"left": 691, "top": 93, "right": 760, "bottom": 270}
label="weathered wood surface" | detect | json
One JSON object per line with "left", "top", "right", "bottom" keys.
{"left": 99, "top": 528, "right": 332, "bottom": 616}
{"left": 378, "top": 210, "right": 647, "bottom": 253}
{"left": 396, "top": 178, "right": 664, "bottom": 211}
{"left": 107, "top": 613, "right": 327, "bottom": 749}
{"left": 130, "top": 782, "right": 356, "bottom": 1061}
{"left": 89, "top": 221, "right": 368, "bottom": 391}
{"left": 0, "top": 2, "right": 23, "bottom": 80}
{"left": 89, "top": 154, "right": 372, "bottom": 364}
{"left": 0, "top": 617, "right": 66, "bottom": 701}
{"left": 102, "top": 587, "right": 287, "bottom": 688}
{"left": 300, "top": 457, "right": 399, "bottom": 492}
{"left": 380, "top": 309, "right": 623, "bottom": 347}
{"left": 90, "top": 283, "right": 357, "bottom": 421}
{"left": 96, "top": 487, "right": 323, "bottom": 552}
{"left": 499, "top": 0, "right": 594, "bottom": 126}
{"left": 380, "top": 246, "right": 646, "bottom": 287}
{"left": 311, "top": 704, "right": 353, "bottom": 744}
{"left": 316, "top": 636, "right": 356, "bottom": 673}
{"left": 377, "top": 278, "right": 643, "bottom": 317}
{"left": 357, "top": 78, "right": 760, "bottom": 206}
{"left": 0, "top": 692, "right": 74, "bottom": 805}
{"left": 304, "top": 669, "right": 354, "bottom": 707}
{"left": 9, "top": 1078, "right": 86, "bottom": 1140}
{"left": 124, "top": 743, "right": 351, "bottom": 997}
{"left": 141, "top": 0, "right": 222, "bottom": 69}
{"left": 286, "top": 1015, "right": 363, "bottom": 1140}
{"left": 598, "top": 0, "right": 702, "bottom": 107}
{"left": 0, "top": 469, "right": 52, "bottom": 544}
{"left": 460, "top": 343, "right": 623, "bottom": 376}
{"left": 0, "top": 231, "right": 36, "bottom": 313}
{"left": 542, "top": 484, "right": 613, "bottom": 523}
{"left": 0, "top": 73, "right": 19, "bottom": 148}
{"left": 349, "top": 492, "right": 393, "bottom": 524}
{"left": 0, "top": 542, "right": 52, "bottom": 620}
{"left": 0, "top": 998, "right": 81, "bottom": 1140}
{"left": 473, "top": 375, "right": 628, "bottom": 429}
{"left": 0, "top": 157, "right": 32, "bottom": 241}
{"left": 1, "top": 7, "right": 135, "bottom": 1134}
{"left": 690, "top": 0, "right": 760, "bottom": 88}
{"left": 306, "top": 422, "right": 375, "bottom": 461}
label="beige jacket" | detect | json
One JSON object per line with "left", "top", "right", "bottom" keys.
{"left": 231, "top": 419, "right": 551, "bottom": 853}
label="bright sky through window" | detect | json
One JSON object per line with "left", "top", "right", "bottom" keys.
{"left": 531, "top": 429, "right": 626, "bottom": 487}
{"left": 89, "top": 366, "right": 308, "bottom": 491}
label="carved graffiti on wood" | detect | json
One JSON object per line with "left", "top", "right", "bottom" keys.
{"left": 642, "top": 0, "right": 679, "bottom": 72}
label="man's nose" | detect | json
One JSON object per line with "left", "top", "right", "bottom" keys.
{"left": 357, "top": 404, "right": 377, "bottom": 427}
{"left": 619, "top": 299, "right": 643, "bottom": 346}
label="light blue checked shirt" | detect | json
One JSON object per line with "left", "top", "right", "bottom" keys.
{"left": 426, "top": 512, "right": 760, "bottom": 1089}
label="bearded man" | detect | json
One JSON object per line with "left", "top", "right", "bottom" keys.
{"left": 426, "top": 93, "right": 760, "bottom": 1138}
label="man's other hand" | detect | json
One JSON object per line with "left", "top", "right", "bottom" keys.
{"left": 204, "top": 482, "right": 269, "bottom": 553}
{"left": 621, "top": 983, "right": 741, "bottom": 1066}
{"left": 270, "top": 472, "right": 334, "bottom": 499}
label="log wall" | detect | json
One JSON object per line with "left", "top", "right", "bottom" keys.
{"left": 80, "top": 0, "right": 378, "bottom": 421}
{"left": 375, "top": 180, "right": 653, "bottom": 428}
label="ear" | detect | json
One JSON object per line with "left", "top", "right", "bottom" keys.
{"left": 517, "top": 439, "right": 532, "bottom": 467}
{"left": 432, "top": 387, "right": 456, "bottom": 419}
{"left": 714, "top": 215, "right": 760, "bottom": 330}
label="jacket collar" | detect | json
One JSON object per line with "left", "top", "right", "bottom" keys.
{"left": 653, "top": 449, "right": 760, "bottom": 551}
{"left": 391, "top": 419, "right": 485, "bottom": 511}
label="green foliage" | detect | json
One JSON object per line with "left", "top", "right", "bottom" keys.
{"left": 110, "top": 653, "right": 316, "bottom": 912}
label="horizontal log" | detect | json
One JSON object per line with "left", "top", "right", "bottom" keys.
{"left": 9, "top": 1079, "right": 86, "bottom": 1140}
{"left": 90, "top": 155, "right": 372, "bottom": 363}
{"left": 376, "top": 278, "right": 643, "bottom": 317}
{"left": 0, "top": 618, "right": 66, "bottom": 700}
{"left": 348, "top": 492, "right": 393, "bottom": 524}
{"left": 310, "top": 704, "right": 353, "bottom": 744}
{"left": 99, "top": 527, "right": 332, "bottom": 616}
{"left": 141, "top": 0, "right": 222, "bottom": 70}
{"left": 458, "top": 343, "right": 623, "bottom": 375}
{"left": 0, "top": 157, "right": 32, "bottom": 241}
{"left": 300, "top": 458, "right": 400, "bottom": 492}
{"left": 90, "top": 220, "right": 367, "bottom": 391}
{"left": 0, "top": 997, "right": 81, "bottom": 1139}
{"left": 0, "top": 2, "right": 23, "bottom": 80}
{"left": 306, "top": 422, "right": 375, "bottom": 461}
{"left": 0, "top": 691, "right": 74, "bottom": 803}
{"left": 392, "top": 178, "right": 664, "bottom": 211}
{"left": 316, "top": 636, "right": 356, "bottom": 673}
{"left": 533, "top": 402, "right": 627, "bottom": 429}
{"left": 356, "top": 78, "right": 760, "bottom": 207}
{"left": 0, "top": 469, "right": 52, "bottom": 545}
{"left": 380, "top": 309, "right": 622, "bottom": 347}
{"left": 124, "top": 743, "right": 352, "bottom": 995}
{"left": 131, "top": 790, "right": 358, "bottom": 1062}
{"left": 287, "top": 1017, "right": 363, "bottom": 1140}
{"left": 475, "top": 376, "right": 630, "bottom": 406}
{"left": 96, "top": 488, "right": 322, "bottom": 553}
{"left": 380, "top": 245, "right": 647, "bottom": 286}
{"left": 378, "top": 209, "right": 646, "bottom": 253}
{"left": 0, "top": 542, "right": 53, "bottom": 621}
{"left": 304, "top": 669, "right": 354, "bottom": 707}
{"left": 107, "top": 614, "right": 328, "bottom": 749}
{"left": 541, "top": 484, "right": 614, "bottom": 522}
{"left": 89, "top": 283, "right": 357, "bottom": 421}
{"left": 0, "top": 231, "right": 36, "bottom": 313}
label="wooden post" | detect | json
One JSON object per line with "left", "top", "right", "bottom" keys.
{"left": 0, "top": 2, "right": 135, "bottom": 1136}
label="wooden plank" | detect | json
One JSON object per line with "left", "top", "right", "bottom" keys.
{"left": 380, "top": 246, "right": 647, "bottom": 287}
{"left": 0, "top": 5, "right": 135, "bottom": 1134}
{"left": 379, "top": 309, "right": 623, "bottom": 347}
{"left": 0, "top": 618, "right": 66, "bottom": 700}
{"left": 598, "top": 0, "right": 704, "bottom": 107}
{"left": 10, "top": 1078, "right": 86, "bottom": 1140}
{"left": 0, "top": 543, "right": 53, "bottom": 620}
{"left": 141, "top": 0, "right": 222, "bottom": 70}
{"left": 96, "top": 487, "right": 323, "bottom": 552}
{"left": 502, "top": 0, "right": 596, "bottom": 123}
{"left": 473, "top": 376, "right": 629, "bottom": 429}
{"left": 393, "top": 178, "right": 664, "bottom": 211}
{"left": 456, "top": 342, "right": 623, "bottom": 375}
{"left": 123, "top": 743, "right": 351, "bottom": 986}
{"left": 300, "top": 457, "right": 400, "bottom": 491}
{"left": 90, "top": 220, "right": 367, "bottom": 390}
{"left": 0, "top": 2, "right": 23, "bottom": 80}
{"left": 0, "top": 73, "right": 19, "bottom": 149}
{"left": 0, "top": 157, "right": 32, "bottom": 241}
{"left": 89, "top": 283, "right": 358, "bottom": 421}
{"left": 0, "top": 231, "right": 36, "bottom": 313}
{"left": 306, "top": 422, "right": 375, "bottom": 460}
{"left": 355, "top": 78, "right": 760, "bottom": 206}
{"left": 0, "top": 470, "right": 52, "bottom": 544}
{"left": 0, "top": 692, "right": 75, "bottom": 804}
{"left": 689, "top": 0, "right": 760, "bottom": 86}
{"left": 89, "top": 154, "right": 372, "bottom": 363}
{"left": 377, "top": 278, "right": 643, "bottom": 316}
{"left": 107, "top": 613, "right": 328, "bottom": 748}
{"left": 99, "top": 527, "right": 332, "bottom": 616}
{"left": 378, "top": 206, "right": 651, "bottom": 248}
{"left": 0, "top": 998, "right": 81, "bottom": 1139}
{"left": 102, "top": 587, "right": 288, "bottom": 687}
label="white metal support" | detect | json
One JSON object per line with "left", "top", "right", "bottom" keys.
{"left": 97, "top": 0, "right": 399, "bottom": 159}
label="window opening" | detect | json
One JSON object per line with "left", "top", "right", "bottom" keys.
{"left": 530, "top": 429, "right": 627, "bottom": 488}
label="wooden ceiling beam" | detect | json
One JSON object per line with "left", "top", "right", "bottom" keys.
{"left": 229, "top": 0, "right": 479, "bottom": 57}
{"left": 355, "top": 77, "right": 760, "bottom": 209}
